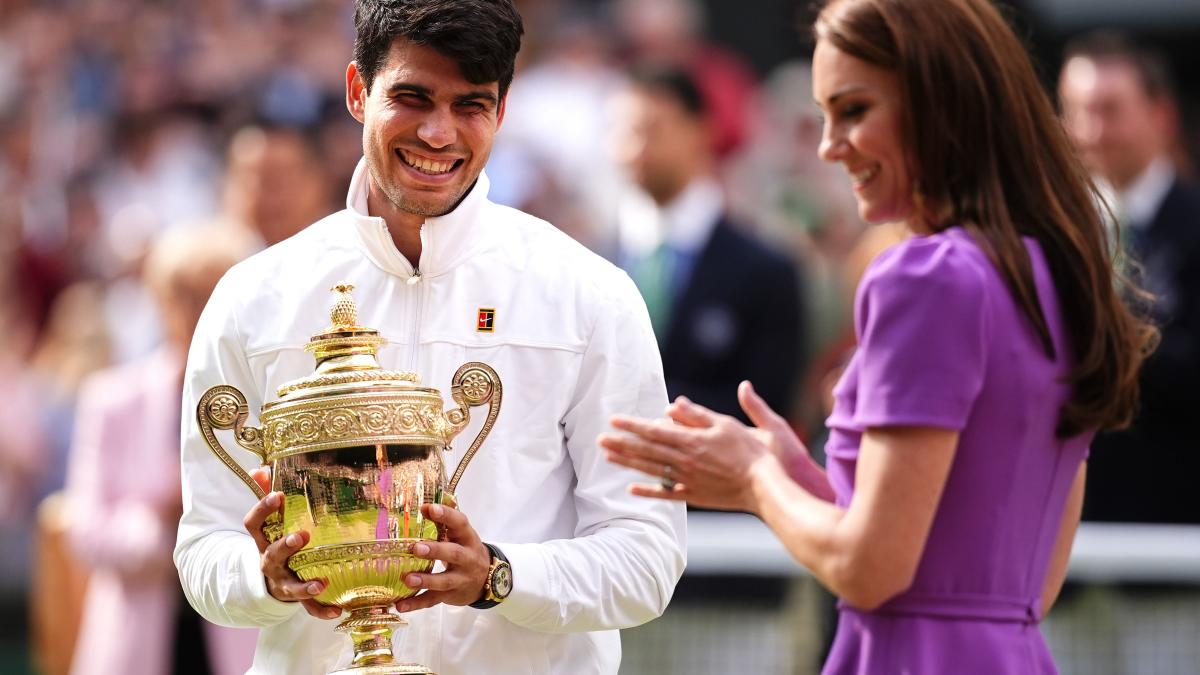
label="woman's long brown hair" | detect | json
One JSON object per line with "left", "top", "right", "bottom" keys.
{"left": 815, "top": 0, "right": 1157, "bottom": 437}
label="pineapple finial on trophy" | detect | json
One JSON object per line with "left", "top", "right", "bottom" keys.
{"left": 330, "top": 283, "right": 358, "bottom": 330}
{"left": 305, "top": 282, "right": 385, "bottom": 371}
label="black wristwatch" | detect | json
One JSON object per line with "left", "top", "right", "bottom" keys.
{"left": 470, "top": 543, "right": 513, "bottom": 609}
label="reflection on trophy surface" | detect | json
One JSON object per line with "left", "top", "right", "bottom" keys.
{"left": 197, "top": 283, "right": 501, "bottom": 675}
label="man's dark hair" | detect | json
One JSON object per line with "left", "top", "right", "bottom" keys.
{"left": 1063, "top": 31, "right": 1177, "bottom": 101}
{"left": 354, "top": 0, "right": 524, "bottom": 98}
{"left": 629, "top": 65, "right": 708, "bottom": 119}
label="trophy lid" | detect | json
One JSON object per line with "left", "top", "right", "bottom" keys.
{"left": 251, "top": 283, "right": 472, "bottom": 460}
{"left": 271, "top": 283, "right": 424, "bottom": 402}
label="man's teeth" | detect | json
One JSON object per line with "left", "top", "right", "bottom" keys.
{"left": 400, "top": 150, "right": 456, "bottom": 175}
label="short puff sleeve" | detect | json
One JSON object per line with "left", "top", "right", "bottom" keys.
{"left": 852, "top": 235, "right": 990, "bottom": 430}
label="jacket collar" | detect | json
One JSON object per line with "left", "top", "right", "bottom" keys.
{"left": 346, "top": 157, "right": 496, "bottom": 278}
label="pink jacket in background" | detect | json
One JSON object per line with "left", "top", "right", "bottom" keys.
{"left": 65, "top": 348, "right": 257, "bottom": 675}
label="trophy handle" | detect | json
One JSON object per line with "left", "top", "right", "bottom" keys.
{"left": 197, "top": 384, "right": 269, "bottom": 500}
{"left": 445, "top": 362, "right": 502, "bottom": 493}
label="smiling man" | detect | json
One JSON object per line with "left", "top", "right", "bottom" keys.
{"left": 174, "top": 2, "right": 686, "bottom": 674}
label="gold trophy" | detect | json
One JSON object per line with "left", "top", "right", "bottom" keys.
{"left": 197, "top": 284, "right": 501, "bottom": 675}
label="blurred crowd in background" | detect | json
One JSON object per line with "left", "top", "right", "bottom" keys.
{"left": 1, "top": 0, "right": 1198, "bottom": 673}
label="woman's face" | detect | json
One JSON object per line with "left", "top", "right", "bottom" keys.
{"left": 813, "top": 40, "right": 914, "bottom": 226}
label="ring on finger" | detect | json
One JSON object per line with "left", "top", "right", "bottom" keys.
{"left": 661, "top": 463, "right": 677, "bottom": 490}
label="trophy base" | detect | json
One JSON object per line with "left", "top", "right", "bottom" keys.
{"left": 328, "top": 606, "right": 434, "bottom": 675}
{"left": 331, "top": 664, "right": 434, "bottom": 675}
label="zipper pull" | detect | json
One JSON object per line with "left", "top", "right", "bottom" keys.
{"left": 407, "top": 270, "right": 422, "bottom": 286}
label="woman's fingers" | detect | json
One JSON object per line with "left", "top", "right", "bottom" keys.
{"left": 604, "top": 444, "right": 679, "bottom": 479}
{"left": 739, "top": 380, "right": 812, "bottom": 464}
{"left": 628, "top": 482, "right": 689, "bottom": 501}
{"left": 610, "top": 414, "right": 704, "bottom": 450}
{"left": 737, "top": 381, "right": 785, "bottom": 432}
{"left": 599, "top": 430, "right": 692, "bottom": 470}
{"left": 666, "top": 396, "right": 716, "bottom": 428}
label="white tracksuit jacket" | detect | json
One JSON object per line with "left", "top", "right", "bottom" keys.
{"left": 175, "top": 160, "right": 687, "bottom": 674}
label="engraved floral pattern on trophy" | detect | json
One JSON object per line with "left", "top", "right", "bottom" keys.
{"left": 459, "top": 370, "right": 491, "bottom": 402}
{"left": 196, "top": 283, "right": 502, "bottom": 675}
{"left": 262, "top": 399, "right": 451, "bottom": 458}
{"left": 207, "top": 393, "right": 240, "bottom": 426}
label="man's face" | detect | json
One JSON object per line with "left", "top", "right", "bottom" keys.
{"left": 347, "top": 39, "right": 505, "bottom": 220}
{"left": 615, "top": 86, "right": 707, "bottom": 205}
{"left": 1059, "top": 56, "right": 1169, "bottom": 190}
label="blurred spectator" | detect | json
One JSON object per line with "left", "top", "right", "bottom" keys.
{"left": 613, "top": 0, "right": 760, "bottom": 159}
{"left": 221, "top": 123, "right": 334, "bottom": 247}
{"left": 92, "top": 112, "right": 221, "bottom": 278}
{"left": 2, "top": 282, "right": 112, "bottom": 604}
{"left": 489, "top": 6, "right": 627, "bottom": 249}
{"left": 317, "top": 108, "right": 369, "bottom": 201}
{"left": 1057, "top": 32, "right": 1200, "bottom": 675}
{"left": 0, "top": 340, "right": 44, "bottom": 528}
{"left": 28, "top": 282, "right": 113, "bottom": 497}
{"left": 0, "top": 229, "right": 46, "bottom": 528}
{"left": 62, "top": 224, "right": 257, "bottom": 675}
{"left": 89, "top": 111, "right": 224, "bottom": 363}
{"left": 613, "top": 66, "right": 804, "bottom": 422}
{"left": 1059, "top": 32, "right": 1200, "bottom": 524}
{"left": 1, "top": 102, "right": 75, "bottom": 332}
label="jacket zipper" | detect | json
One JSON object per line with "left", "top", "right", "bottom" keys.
{"left": 407, "top": 269, "right": 423, "bottom": 372}
{"left": 406, "top": 220, "right": 430, "bottom": 373}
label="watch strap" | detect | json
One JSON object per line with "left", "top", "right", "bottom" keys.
{"left": 469, "top": 543, "right": 510, "bottom": 609}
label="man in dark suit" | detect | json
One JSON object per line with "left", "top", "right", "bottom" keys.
{"left": 1059, "top": 33, "right": 1200, "bottom": 525}
{"left": 613, "top": 66, "right": 805, "bottom": 422}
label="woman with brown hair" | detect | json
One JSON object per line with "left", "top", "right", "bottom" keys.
{"left": 601, "top": 0, "right": 1156, "bottom": 671}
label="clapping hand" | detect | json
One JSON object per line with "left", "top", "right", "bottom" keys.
{"left": 600, "top": 381, "right": 805, "bottom": 512}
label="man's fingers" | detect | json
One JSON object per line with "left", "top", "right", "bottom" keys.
{"left": 409, "top": 540, "right": 471, "bottom": 566}
{"left": 302, "top": 599, "right": 342, "bottom": 620}
{"left": 269, "top": 576, "right": 325, "bottom": 602}
{"left": 251, "top": 466, "right": 273, "bottom": 495}
{"left": 261, "top": 530, "right": 309, "bottom": 578}
{"left": 244, "top": 491, "right": 283, "bottom": 552}
{"left": 397, "top": 590, "right": 447, "bottom": 613}
{"left": 404, "top": 569, "right": 476, "bottom": 593}
{"left": 420, "top": 503, "right": 473, "bottom": 540}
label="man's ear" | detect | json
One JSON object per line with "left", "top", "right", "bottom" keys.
{"left": 495, "top": 94, "right": 508, "bottom": 131}
{"left": 346, "top": 62, "right": 367, "bottom": 124}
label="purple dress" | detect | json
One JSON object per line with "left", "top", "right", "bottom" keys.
{"left": 822, "top": 227, "right": 1091, "bottom": 674}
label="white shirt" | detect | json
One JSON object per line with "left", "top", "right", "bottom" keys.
{"left": 1118, "top": 155, "right": 1175, "bottom": 230}
{"left": 617, "top": 177, "right": 724, "bottom": 261}
{"left": 175, "top": 159, "right": 687, "bottom": 675}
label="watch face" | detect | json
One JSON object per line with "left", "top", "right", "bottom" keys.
{"left": 492, "top": 563, "right": 513, "bottom": 598}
